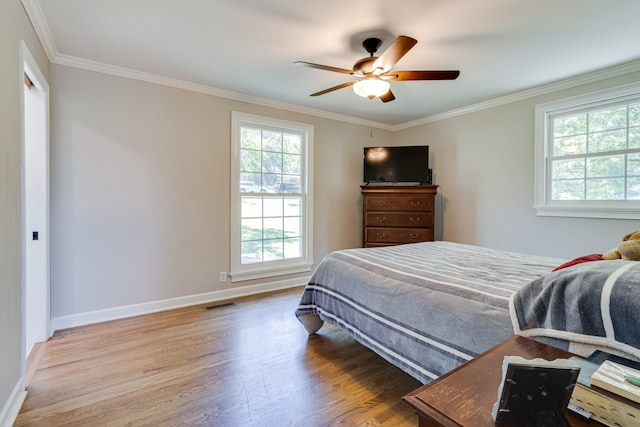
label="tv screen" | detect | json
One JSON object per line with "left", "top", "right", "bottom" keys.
{"left": 363, "top": 145, "right": 430, "bottom": 184}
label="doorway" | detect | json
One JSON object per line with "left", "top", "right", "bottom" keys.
{"left": 20, "top": 40, "right": 50, "bottom": 362}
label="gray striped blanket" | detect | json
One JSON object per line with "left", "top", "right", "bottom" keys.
{"left": 295, "top": 241, "right": 563, "bottom": 383}
{"left": 511, "top": 260, "right": 640, "bottom": 361}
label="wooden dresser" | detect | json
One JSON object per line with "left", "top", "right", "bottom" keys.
{"left": 361, "top": 185, "right": 438, "bottom": 248}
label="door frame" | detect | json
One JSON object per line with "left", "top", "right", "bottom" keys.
{"left": 19, "top": 39, "right": 51, "bottom": 369}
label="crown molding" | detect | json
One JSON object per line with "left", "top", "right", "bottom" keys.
{"left": 394, "top": 59, "right": 640, "bottom": 130}
{"left": 50, "top": 53, "right": 640, "bottom": 132}
{"left": 21, "top": 0, "right": 57, "bottom": 61}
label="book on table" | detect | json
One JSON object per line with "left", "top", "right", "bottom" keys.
{"left": 569, "top": 351, "right": 640, "bottom": 427}
{"left": 591, "top": 360, "right": 640, "bottom": 404}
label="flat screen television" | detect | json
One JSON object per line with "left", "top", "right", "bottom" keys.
{"left": 363, "top": 145, "right": 430, "bottom": 184}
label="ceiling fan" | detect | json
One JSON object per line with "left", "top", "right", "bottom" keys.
{"left": 295, "top": 35, "right": 460, "bottom": 102}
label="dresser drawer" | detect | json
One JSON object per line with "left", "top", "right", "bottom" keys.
{"left": 365, "top": 212, "right": 433, "bottom": 228}
{"left": 366, "top": 227, "right": 433, "bottom": 244}
{"left": 365, "top": 196, "right": 433, "bottom": 212}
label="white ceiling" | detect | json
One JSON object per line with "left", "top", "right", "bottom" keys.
{"left": 23, "top": 0, "right": 640, "bottom": 126}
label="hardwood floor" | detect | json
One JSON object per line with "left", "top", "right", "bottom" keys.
{"left": 16, "top": 287, "right": 422, "bottom": 426}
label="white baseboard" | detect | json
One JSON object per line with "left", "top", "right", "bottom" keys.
{"left": 0, "top": 377, "right": 26, "bottom": 427}
{"left": 51, "top": 276, "right": 309, "bottom": 331}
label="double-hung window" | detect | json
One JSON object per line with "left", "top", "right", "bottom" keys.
{"left": 534, "top": 83, "right": 640, "bottom": 219}
{"left": 230, "top": 112, "right": 313, "bottom": 282}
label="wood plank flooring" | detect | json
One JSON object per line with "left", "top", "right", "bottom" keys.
{"left": 16, "top": 287, "right": 422, "bottom": 426}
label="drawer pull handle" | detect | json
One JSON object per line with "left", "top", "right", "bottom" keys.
{"left": 410, "top": 233, "right": 420, "bottom": 239}
{"left": 376, "top": 232, "right": 387, "bottom": 238}
{"left": 377, "top": 201, "right": 388, "bottom": 207}
{"left": 409, "top": 217, "right": 421, "bottom": 223}
{"left": 376, "top": 216, "right": 386, "bottom": 222}
{"left": 409, "top": 201, "right": 421, "bottom": 207}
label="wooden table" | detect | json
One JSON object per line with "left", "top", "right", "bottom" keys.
{"left": 402, "top": 336, "right": 601, "bottom": 427}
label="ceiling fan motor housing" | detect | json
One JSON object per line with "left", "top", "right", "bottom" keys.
{"left": 353, "top": 56, "right": 378, "bottom": 74}
{"left": 353, "top": 38, "right": 383, "bottom": 74}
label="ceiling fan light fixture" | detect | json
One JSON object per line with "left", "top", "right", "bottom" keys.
{"left": 353, "top": 76, "right": 390, "bottom": 99}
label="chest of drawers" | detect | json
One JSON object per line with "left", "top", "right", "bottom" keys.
{"left": 361, "top": 185, "right": 438, "bottom": 248}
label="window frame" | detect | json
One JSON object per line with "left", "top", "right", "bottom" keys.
{"left": 534, "top": 82, "right": 640, "bottom": 219}
{"left": 229, "top": 111, "right": 314, "bottom": 282}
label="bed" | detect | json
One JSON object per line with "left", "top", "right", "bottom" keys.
{"left": 295, "top": 241, "right": 640, "bottom": 384}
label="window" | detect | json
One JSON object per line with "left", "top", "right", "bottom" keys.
{"left": 534, "top": 83, "right": 640, "bottom": 219}
{"left": 230, "top": 112, "right": 313, "bottom": 281}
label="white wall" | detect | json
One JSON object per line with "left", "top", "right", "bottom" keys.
{"left": 50, "top": 64, "right": 393, "bottom": 319}
{"left": 396, "top": 71, "right": 640, "bottom": 259}
{"left": 50, "top": 61, "right": 640, "bottom": 324}
{"left": 0, "top": 0, "right": 49, "bottom": 423}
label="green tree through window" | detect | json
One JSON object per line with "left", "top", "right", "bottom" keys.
{"left": 550, "top": 103, "right": 640, "bottom": 201}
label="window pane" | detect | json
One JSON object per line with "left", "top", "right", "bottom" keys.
{"left": 261, "top": 173, "right": 278, "bottom": 191}
{"left": 552, "top": 179, "right": 584, "bottom": 200}
{"left": 241, "top": 218, "right": 262, "bottom": 241}
{"left": 586, "top": 155, "right": 624, "bottom": 178}
{"left": 241, "top": 125, "right": 302, "bottom": 197}
{"left": 283, "top": 153, "right": 301, "bottom": 175}
{"left": 589, "top": 106, "right": 627, "bottom": 132}
{"left": 553, "top": 135, "right": 586, "bottom": 156}
{"left": 241, "top": 197, "right": 262, "bottom": 218}
{"left": 284, "top": 217, "right": 301, "bottom": 237}
{"left": 630, "top": 126, "right": 640, "bottom": 149}
{"left": 586, "top": 177, "right": 624, "bottom": 200}
{"left": 241, "top": 148, "right": 261, "bottom": 173}
{"left": 241, "top": 127, "right": 261, "bottom": 150}
{"left": 263, "top": 217, "right": 283, "bottom": 238}
{"left": 263, "top": 197, "right": 283, "bottom": 217}
{"left": 263, "top": 239, "right": 283, "bottom": 261}
{"left": 240, "top": 173, "right": 260, "bottom": 190}
{"left": 588, "top": 129, "right": 627, "bottom": 153}
{"left": 242, "top": 240, "right": 262, "bottom": 264}
{"left": 628, "top": 153, "right": 640, "bottom": 175}
{"left": 283, "top": 133, "right": 301, "bottom": 154}
{"left": 240, "top": 195, "right": 303, "bottom": 264}
{"left": 630, "top": 104, "right": 640, "bottom": 126}
{"left": 284, "top": 237, "right": 302, "bottom": 258}
{"left": 262, "top": 151, "right": 282, "bottom": 174}
{"left": 263, "top": 130, "right": 282, "bottom": 152}
{"left": 284, "top": 197, "right": 301, "bottom": 216}
{"left": 552, "top": 159, "right": 584, "bottom": 180}
{"left": 553, "top": 114, "right": 586, "bottom": 138}
{"left": 628, "top": 176, "right": 640, "bottom": 199}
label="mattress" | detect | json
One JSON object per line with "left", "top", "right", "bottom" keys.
{"left": 295, "top": 241, "right": 563, "bottom": 383}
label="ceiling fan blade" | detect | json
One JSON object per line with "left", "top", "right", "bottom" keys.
{"left": 379, "top": 90, "right": 395, "bottom": 103}
{"left": 383, "top": 70, "right": 460, "bottom": 81}
{"left": 372, "top": 35, "right": 417, "bottom": 73}
{"left": 294, "top": 61, "right": 354, "bottom": 75}
{"left": 310, "top": 81, "right": 356, "bottom": 97}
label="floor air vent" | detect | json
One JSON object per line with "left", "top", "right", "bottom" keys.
{"left": 204, "top": 302, "right": 236, "bottom": 310}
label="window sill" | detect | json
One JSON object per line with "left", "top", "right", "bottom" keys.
{"left": 533, "top": 205, "right": 640, "bottom": 220}
{"left": 230, "top": 262, "right": 314, "bottom": 282}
